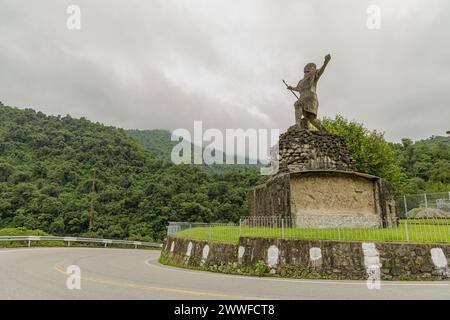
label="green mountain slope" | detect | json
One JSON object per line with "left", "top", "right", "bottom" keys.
{"left": 0, "top": 106, "right": 264, "bottom": 241}
{"left": 393, "top": 135, "right": 450, "bottom": 193}
{"left": 126, "top": 129, "right": 261, "bottom": 174}
{"left": 127, "top": 129, "right": 177, "bottom": 162}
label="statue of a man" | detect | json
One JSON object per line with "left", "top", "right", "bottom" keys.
{"left": 286, "top": 54, "right": 331, "bottom": 131}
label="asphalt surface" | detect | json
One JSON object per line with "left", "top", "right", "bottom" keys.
{"left": 0, "top": 247, "right": 449, "bottom": 300}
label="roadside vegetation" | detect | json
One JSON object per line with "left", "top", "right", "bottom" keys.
{"left": 0, "top": 227, "right": 48, "bottom": 236}
{"left": 0, "top": 227, "right": 62, "bottom": 247}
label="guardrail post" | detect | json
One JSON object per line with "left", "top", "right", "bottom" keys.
{"left": 281, "top": 218, "right": 285, "bottom": 239}
{"left": 424, "top": 193, "right": 428, "bottom": 208}
{"left": 209, "top": 224, "right": 212, "bottom": 241}
{"left": 28, "top": 240, "right": 31, "bottom": 247}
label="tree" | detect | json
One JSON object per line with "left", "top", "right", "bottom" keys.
{"left": 394, "top": 135, "right": 450, "bottom": 193}
{"left": 428, "top": 160, "right": 450, "bottom": 184}
{"left": 323, "top": 115, "right": 408, "bottom": 194}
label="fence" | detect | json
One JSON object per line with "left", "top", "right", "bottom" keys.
{"left": 0, "top": 235, "right": 162, "bottom": 249}
{"left": 167, "top": 221, "right": 238, "bottom": 243}
{"left": 396, "top": 192, "right": 450, "bottom": 217}
{"left": 168, "top": 214, "right": 450, "bottom": 244}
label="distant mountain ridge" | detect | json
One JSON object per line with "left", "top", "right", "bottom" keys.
{"left": 126, "top": 129, "right": 177, "bottom": 162}
{"left": 126, "top": 129, "right": 262, "bottom": 173}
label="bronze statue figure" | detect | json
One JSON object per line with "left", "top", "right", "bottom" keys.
{"left": 284, "top": 54, "right": 331, "bottom": 131}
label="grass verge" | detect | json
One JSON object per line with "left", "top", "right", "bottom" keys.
{"left": 174, "top": 220, "right": 450, "bottom": 244}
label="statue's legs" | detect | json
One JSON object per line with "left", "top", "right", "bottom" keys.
{"left": 305, "top": 112, "right": 326, "bottom": 132}
{"left": 294, "top": 102, "right": 303, "bottom": 127}
{"left": 300, "top": 117, "right": 309, "bottom": 130}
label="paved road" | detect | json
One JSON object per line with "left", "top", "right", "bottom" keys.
{"left": 0, "top": 247, "right": 449, "bottom": 299}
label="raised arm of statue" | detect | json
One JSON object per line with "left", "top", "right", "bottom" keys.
{"left": 316, "top": 54, "right": 331, "bottom": 79}
{"left": 288, "top": 82, "right": 301, "bottom": 92}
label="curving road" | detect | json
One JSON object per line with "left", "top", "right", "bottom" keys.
{"left": 0, "top": 247, "right": 449, "bottom": 300}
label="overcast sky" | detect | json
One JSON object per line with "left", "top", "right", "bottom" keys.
{"left": 0, "top": 0, "right": 449, "bottom": 143}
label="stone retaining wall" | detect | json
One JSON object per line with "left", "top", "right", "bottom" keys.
{"left": 161, "top": 236, "right": 450, "bottom": 280}
{"left": 247, "top": 173, "right": 291, "bottom": 217}
{"left": 161, "top": 237, "right": 236, "bottom": 271}
{"left": 278, "top": 126, "right": 356, "bottom": 173}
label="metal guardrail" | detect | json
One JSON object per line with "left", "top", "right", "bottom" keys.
{"left": 0, "top": 236, "right": 162, "bottom": 249}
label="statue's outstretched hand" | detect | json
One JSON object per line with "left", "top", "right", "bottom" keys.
{"left": 325, "top": 54, "right": 331, "bottom": 62}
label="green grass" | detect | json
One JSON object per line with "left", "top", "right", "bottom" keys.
{"left": 400, "top": 218, "right": 450, "bottom": 224}
{"left": 174, "top": 221, "right": 450, "bottom": 245}
{"left": 0, "top": 227, "right": 49, "bottom": 236}
{"left": 0, "top": 227, "right": 64, "bottom": 248}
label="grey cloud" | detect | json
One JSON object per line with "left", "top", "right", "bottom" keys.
{"left": 0, "top": 0, "right": 449, "bottom": 142}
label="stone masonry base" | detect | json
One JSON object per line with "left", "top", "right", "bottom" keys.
{"left": 161, "top": 236, "right": 450, "bottom": 281}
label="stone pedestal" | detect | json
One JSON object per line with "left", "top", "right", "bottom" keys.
{"left": 278, "top": 125, "right": 356, "bottom": 172}
{"left": 248, "top": 127, "right": 397, "bottom": 228}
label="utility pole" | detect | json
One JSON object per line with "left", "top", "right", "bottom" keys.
{"left": 88, "top": 168, "right": 96, "bottom": 238}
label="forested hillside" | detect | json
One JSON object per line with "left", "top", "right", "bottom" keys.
{"left": 393, "top": 136, "right": 450, "bottom": 193}
{"left": 0, "top": 105, "right": 447, "bottom": 241}
{"left": 126, "top": 129, "right": 177, "bottom": 162}
{"left": 0, "top": 106, "right": 264, "bottom": 241}
{"left": 126, "top": 129, "right": 260, "bottom": 174}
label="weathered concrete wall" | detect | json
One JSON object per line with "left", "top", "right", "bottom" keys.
{"left": 375, "top": 178, "right": 397, "bottom": 227}
{"left": 248, "top": 173, "right": 291, "bottom": 218}
{"left": 290, "top": 171, "right": 381, "bottom": 228}
{"left": 291, "top": 172, "right": 376, "bottom": 215}
{"left": 161, "top": 236, "right": 450, "bottom": 280}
